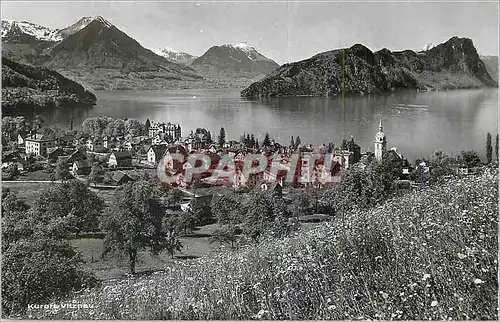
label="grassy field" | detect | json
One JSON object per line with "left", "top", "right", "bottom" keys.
{"left": 70, "top": 224, "right": 221, "bottom": 280}
{"left": 29, "top": 168, "right": 498, "bottom": 320}
{"left": 2, "top": 181, "right": 117, "bottom": 206}
{"left": 3, "top": 181, "right": 222, "bottom": 278}
{"left": 2, "top": 181, "right": 55, "bottom": 205}
{"left": 14, "top": 170, "right": 53, "bottom": 181}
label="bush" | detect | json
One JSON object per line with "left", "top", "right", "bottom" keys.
{"left": 1, "top": 189, "right": 98, "bottom": 317}
{"left": 2, "top": 237, "right": 98, "bottom": 316}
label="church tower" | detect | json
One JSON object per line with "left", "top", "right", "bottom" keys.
{"left": 374, "top": 119, "right": 387, "bottom": 162}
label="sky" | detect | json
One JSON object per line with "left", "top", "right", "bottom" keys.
{"left": 1, "top": 0, "right": 498, "bottom": 64}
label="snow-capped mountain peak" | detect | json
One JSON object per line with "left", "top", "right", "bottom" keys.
{"left": 56, "top": 16, "right": 113, "bottom": 38}
{"left": 234, "top": 42, "right": 254, "bottom": 50}
{"left": 1, "top": 19, "right": 62, "bottom": 42}
{"left": 152, "top": 47, "right": 179, "bottom": 55}
{"left": 84, "top": 16, "right": 113, "bottom": 28}
{"left": 222, "top": 42, "right": 271, "bottom": 62}
{"left": 423, "top": 43, "right": 435, "bottom": 51}
{"left": 151, "top": 47, "right": 197, "bottom": 65}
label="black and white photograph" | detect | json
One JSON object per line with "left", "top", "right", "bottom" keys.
{"left": 0, "top": 0, "right": 498, "bottom": 320}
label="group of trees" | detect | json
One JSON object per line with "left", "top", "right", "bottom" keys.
{"left": 81, "top": 116, "right": 144, "bottom": 138}
{"left": 2, "top": 115, "right": 46, "bottom": 141}
{"left": 240, "top": 133, "right": 258, "bottom": 149}
{"left": 2, "top": 182, "right": 104, "bottom": 315}
{"left": 290, "top": 136, "right": 302, "bottom": 150}
{"left": 2, "top": 178, "right": 205, "bottom": 315}
{"left": 217, "top": 127, "right": 226, "bottom": 148}
{"left": 210, "top": 188, "right": 298, "bottom": 247}
{"left": 55, "top": 158, "right": 71, "bottom": 182}
{"left": 101, "top": 180, "right": 220, "bottom": 274}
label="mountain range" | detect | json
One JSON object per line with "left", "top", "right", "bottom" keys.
{"left": 1, "top": 16, "right": 278, "bottom": 90}
{"left": 1, "top": 16, "right": 497, "bottom": 95}
{"left": 241, "top": 37, "right": 498, "bottom": 97}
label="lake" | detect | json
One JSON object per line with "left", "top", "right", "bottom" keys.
{"left": 25, "top": 88, "right": 499, "bottom": 163}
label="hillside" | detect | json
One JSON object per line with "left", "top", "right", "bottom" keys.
{"left": 480, "top": 56, "right": 498, "bottom": 82}
{"left": 1, "top": 57, "right": 97, "bottom": 112}
{"left": 30, "top": 168, "right": 498, "bottom": 320}
{"left": 241, "top": 37, "right": 497, "bottom": 97}
{"left": 192, "top": 42, "right": 279, "bottom": 86}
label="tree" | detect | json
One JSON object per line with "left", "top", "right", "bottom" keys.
{"left": 111, "top": 119, "right": 126, "bottom": 137}
{"left": 88, "top": 163, "right": 104, "bottom": 187}
{"left": 460, "top": 150, "right": 481, "bottom": 168}
{"left": 290, "top": 136, "right": 295, "bottom": 148}
{"left": 125, "top": 119, "right": 142, "bottom": 137}
{"left": 55, "top": 158, "right": 70, "bottom": 182}
{"left": 210, "top": 193, "right": 242, "bottom": 225}
{"left": 33, "top": 181, "right": 105, "bottom": 236}
{"left": 4, "top": 163, "right": 19, "bottom": 179}
{"left": 318, "top": 187, "right": 340, "bottom": 215}
{"left": 1, "top": 189, "right": 97, "bottom": 316}
{"left": 32, "top": 114, "right": 44, "bottom": 131}
{"left": 263, "top": 132, "right": 271, "bottom": 147}
{"left": 295, "top": 136, "right": 301, "bottom": 149}
{"left": 210, "top": 225, "right": 238, "bottom": 249}
{"left": 162, "top": 188, "right": 184, "bottom": 209}
{"left": 82, "top": 116, "right": 114, "bottom": 137}
{"left": 335, "top": 165, "right": 387, "bottom": 213}
{"left": 239, "top": 189, "right": 290, "bottom": 241}
{"left": 486, "top": 132, "right": 492, "bottom": 164}
{"left": 496, "top": 133, "right": 499, "bottom": 162}
{"left": 341, "top": 138, "right": 348, "bottom": 150}
{"left": 246, "top": 133, "right": 251, "bottom": 147}
{"left": 166, "top": 212, "right": 197, "bottom": 236}
{"left": 190, "top": 197, "right": 214, "bottom": 226}
{"left": 218, "top": 127, "right": 226, "bottom": 148}
{"left": 163, "top": 226, "right": 183, "bottom": 259}
{"left": 288, "top": 189, "right": 311, "bottom": 219}
{"left": 1, "top": 188, "right": 30, "bottom": 217}
{"left": 2, "top": 237, "right": 97, "bottom": 316}
{"left": 2, "top": 116, "right": 29, "bottom": 141}
{"left": 100, "top": 181, "right": 177, "bottom": 274}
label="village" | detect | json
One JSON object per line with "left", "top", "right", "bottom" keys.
{"left": 2, "top": 116, "right": 417, "bottom": 193}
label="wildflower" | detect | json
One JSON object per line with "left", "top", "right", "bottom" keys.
{"left": 473, "top": 278, "right": 484, "bottom": 284}
{"left": 431, "top": 300, "right": 438, "bottom": 307}
{"left": 457, "top": 253, "right": 466, "bottom": 259}
{"left": 422, "top": 273, "right": 431, "bottom": 280}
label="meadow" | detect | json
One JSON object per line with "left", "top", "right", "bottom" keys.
{"left": 26, "top": 168, "right": 498, "bottom": 320}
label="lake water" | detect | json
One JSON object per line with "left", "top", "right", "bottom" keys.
{"left": 28, "top": 88, "right": 498, "bottom": 163}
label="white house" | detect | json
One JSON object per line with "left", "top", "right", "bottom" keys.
{"left": 147, "top": 145, "right": 168, "bottom": 164}
{"left": 25, "top": 133, "right": 56, "bottom": 157}
{"left": 86, "top": 137, "right": 104, "bottom": 152}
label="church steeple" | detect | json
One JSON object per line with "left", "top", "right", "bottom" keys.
{"left": 374, "top": 118, "right": 387, "bottom": 162}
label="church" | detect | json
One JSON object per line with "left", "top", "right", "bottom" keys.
{"left": 374, "top": 119, "right": 387, "bottom": 162}
{"left": 374, "top": 119, "right": 412, "bottom": 179}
